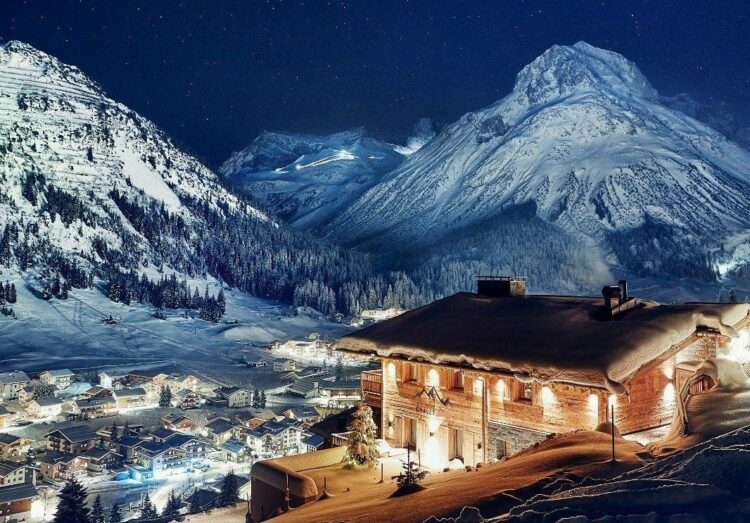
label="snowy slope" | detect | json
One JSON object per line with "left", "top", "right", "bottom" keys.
{"left": 219, "top": 120, "right": 434, "bottom": 231}
{"left": 0, "top": 40, "right": 267, "bottom": 267}
{"left": 326, "top": 42, "right": 750, "bottom": 257}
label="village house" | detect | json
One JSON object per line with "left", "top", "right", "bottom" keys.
{"left": 55, "top": 381, "right": 93, "bottom": 400}
{"left": 0, "top": 435, "right": 30, "bottom": 460}
{"left": 171, "top": 389, "right": 201, "bottom": 410}
{"left": 39, "top": 369, "right": 76, "bottom": 390}
{"left": 27, "top": 397, "right": 65, "bottom": 418}
{"left": 214, "top": 386, "right": 251, "bottom": 408}
{"left": 0, "top": 461, "right": 27, "bottom": 486}
{"left": 301, "top": 433, "right": 325, "bottom": 453}
{"left": 45, "top": 425, "right": 99, "bottom": 455}
{"left": 335, "top": 277, "right": 750, "bottom": 469}
{"left": 286, "top": 376, "right": 321, "bottom": 398}
{"left": 281, "top": 407, "right": 322, "bottom": 425}
{"left": 0, "top": 372, "right": 30, "bottom": 402}
{"left": 272, "top": 359, "right": 296, "bottom": 373}
{"left": 39, "top": 451, "right": 87, "bottom": 481}
{"left": 74, "top": 396, "right": 118, "bottom": 419}
{"left": 128, "top": 441, "right": 187, "bottom": 481}
{"left": 162, "top": 413, "right": 196, "bottom": 431}
{"left": 112, "top": 387, "right": 148, "bottom": 409}
{"left": 205, "top": 418, "right": 238, "bottom": 446}
{"left": 81, "top": 447, "right": 118, "bottom": 473}
{"left": 0, "top": 482, "right": 38, "bottom": 522}
{"left": 126, "top": 370, "right": 168, "bottom": 385}
{"left": 98, "top": 372, "right": 114, "bottom": 389}
{"left": 116, "top": 435, "right": 144, "bottom": 462}
{"left": 80, "top": 386, "right": 113, "bottom": 400}
{"left": 17, "top": 386, "right": 35, "bottom": 406}
{"left": 245, "top": 418, "right": 303, "bottom": 459}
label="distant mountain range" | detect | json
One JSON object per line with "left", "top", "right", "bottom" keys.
{"left": 227, "top": 42, "right": 750, "bottom": 290}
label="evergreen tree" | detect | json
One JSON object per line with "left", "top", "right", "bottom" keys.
{"left": 252, "top": 389, "right": 260, "bottom": 409}
{"left": 187, "top": 489, "right": 202, "bottom": 514}
{"left": 123, "top": 420, "right": 130, "bottom": 436}
{"left": 218, "top": 470, "right": 240, "bottom": 507}
{"left": 53, "top": 477, "right": 91, "bottom": 523}
{"left": 391, "top": 447, "right": 429, "bottom": 490}
{"left": 109, "top": 503, "right": 122, "bottom": 523}
{"left": 90, "top": 494, "right": 104, "bottom": 523}
{"left": 343, "top": 404, "right": 380, "bottom": 467}
{"left": 259, "top": 390, "right": 266, "bottom": 409}
{"left": 140, "top": 493, "right": 157, "bottom": 519}
{"left": 159, "top": 385, "right": 172, "bottom": 407}
{"left": 162, "top": 490, "right": 181, "bottom": 516}
{"left": 6, "top": 283, "right": 15, "bottom": 304}
{"left": 335, "top": 359, "right": 344, "bottom": 381}
{"left": 110, "top": 421, "right": 119, "bottom": 441}
{"left": 217, "top": 288, "right": 226, "bottom": 315}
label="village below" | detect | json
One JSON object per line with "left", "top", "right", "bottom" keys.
{"left": 1, "top": 2, "right": 750, "bottom": 522}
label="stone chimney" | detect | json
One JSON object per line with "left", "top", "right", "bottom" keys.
{"left": 476, "top": 276, "right": 526, "bottom": 298}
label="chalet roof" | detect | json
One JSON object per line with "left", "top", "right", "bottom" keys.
{"left": 216, "top": 386, "right": 244, "bottom": 396}
{"left": 75, "top": 397, "right": 116, "bottom": 408}
{"left": 249, "top": 418, "right": 300, "bottom": 438}
{"left": 56, "top": 382, "right": 93, "bottom": 397}
{"left": 32, "top": 397, "right": 65, "bottom": 407}
{"left": 0, "top": 482, "right": 37, "bottom": 504}
{"left": 301, "top": 434, "right": 325, "bottom": 448}
{"left": 113, "top": 387, "right": 146, "bottom": 398}
{"left": 0, "top": 434, "right": 20, "bottom": 445}
{"left": 320, "top": 379, "right": 360, "bottom": 390}
{"left": 43, "top": 369, "right": 75, "bottom": 377}
{"left": 206, "top": 418, "right": 236, "bottom": 434}
{"left": 335, "top": 292, "right": 750, "bottom": 393}
{"left": 127, "top": 369, "right": 165, "bottom": 378}
{"left": 221, "top": 438, "right": 246, "bottom": 454}
{"left": 136, "top": 440, "right": 177, "bottom": 457}
{"left": 0, "top": 460, "right": 24, "bottom": 476}
{"left": 81, "top": 447, "right": 113, "bottom": 460}
{"left": 151, "top": 428, "right": 177, "bottom": 440}
{"left": 287, "top": 376, "right": 321, "bottom": 395}
{"left": 0, "top": 406, "right": 11, "bottom": 416}
{"left": 117, "top": 435, "right": 143, "bottom": 448}
{"left": 0, "top": 371, "right": 29, "bottom": 384}
{"left": 46, "top": 425, "right": 99, "bottom": 443}
{"left": 40, "top": 451, "right": 78, "bottom": 465}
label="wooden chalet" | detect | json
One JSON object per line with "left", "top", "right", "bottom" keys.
{"left": 335, "top": 277, "right": 750, "bottom": 469}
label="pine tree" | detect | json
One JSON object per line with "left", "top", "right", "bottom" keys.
{"left": 335, "top": 359, "right": 344, "bottom": 381}
{"left": 217, "top": 288, "right": 226, "bottom": 315}
{"left": 140, "top": 493, "right": 157, "bottom": 519}
{"left": 218, "top": 470, "right": 240, "bottom": 507}
{"left": 188, "top": 489, "right": 202, "bottom": 514}
{"left": 6, "top": 283, "right": 15, "bottom": 304}
{"left": 109, "top": 503, "right": 122, "bottom": 523}
{"left": 110, "top": 421, "right": 119, "bottom": 441}
{"left": 123, "top": 420, "right": 130, "bottom": 436}
{"left": 343, "top": 404, "right": 380, "bottom": 467}
{"left": 90, "top": 494, "right": 104, "bottom": 523}
{"left": 162, "top": 490, "right": 181, "bottom": 516}
{"left": 252, "top": 389, "right": 260, "bottom": 409}
{"left": 391, "top": 447, "right": 429, "bottom": 490}
{"left": 53, "top": 477, "right": 91, "bottom": 523}
{"left": 159, "top": 385, "right": 172, "bottom": 407}
{"left": 259, "top": 390, "right": 266, "bottom": 409}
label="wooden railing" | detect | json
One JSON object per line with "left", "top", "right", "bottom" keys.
{"left": 361, "top": 370, "right": 382, "bottom": 409}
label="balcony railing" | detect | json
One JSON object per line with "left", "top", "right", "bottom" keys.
{"left": 361, "top": 370, "right": 382, "bottom": 408}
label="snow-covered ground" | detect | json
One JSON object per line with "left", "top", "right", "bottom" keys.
{"left": 0, "top": 273, "right": 353, "bottom": 391}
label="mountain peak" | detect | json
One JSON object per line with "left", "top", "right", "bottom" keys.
{"left": 512, "top": 42, "right": 657, "bottom": 107}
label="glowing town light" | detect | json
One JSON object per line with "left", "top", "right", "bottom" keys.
{"left": 608, "top": 394, "right": 616, "bottom": 408}
{"left": 662, "top": 362, "right": 674, "bottom": 380}
{"left": 387, "top": 362, "right": 397, "bottom": 380}
{"left": 473, "top": 377, "right": 485, "bottom": 396}
{"left": 541, "top": 386, "right": 554, "bottom": 406}
{"left": 428, "top": 368, "right": 440, "bottom": 388}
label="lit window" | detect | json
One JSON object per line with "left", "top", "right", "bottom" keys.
{"left": 522, "top": 383, "right": 533, "bottom": 401}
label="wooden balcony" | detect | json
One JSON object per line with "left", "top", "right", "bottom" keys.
{"left": 361, "top": 369, "right": 382, "bottom": 409}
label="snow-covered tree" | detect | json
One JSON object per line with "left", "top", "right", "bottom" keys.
{"left": 343, "top": 404, "right": 379, "bottom": 467}
{"left": 53, "top": 477, "right": 90, "bottom": 523}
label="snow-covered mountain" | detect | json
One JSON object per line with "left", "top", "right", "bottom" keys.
{"left": 219, "top": 128, "right": 404, "bottom": 230}
{"left": 219, "top": 120, "right": 435, "bottom": 231}
{"left": 325, "top": 42, "right": 750, "bottom": 278}
{"left": 0, "top": 40, "right": 383, "bottom": 315}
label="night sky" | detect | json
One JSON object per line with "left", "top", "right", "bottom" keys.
{"left": 1, "top": 1, "right": 748, "bottom": 168}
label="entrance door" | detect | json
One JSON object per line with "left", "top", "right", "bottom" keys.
{"left": 403, "top": 418, "right": 417, "bottom": 450}
{"left": 448, "top": 428, "right": 464, "bottom": 460}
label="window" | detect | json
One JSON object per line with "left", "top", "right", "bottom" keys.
{"left": 522, "top": 382, "right": 534, "bottom": 401}
{"left": 452, "top": 371, "right": 464, "bottom": 390}
{"left": 449, "top": 428, "right": 464, "bottom": 460}
{"left": 401, "top": 363, "right": 416, "bottom": 383}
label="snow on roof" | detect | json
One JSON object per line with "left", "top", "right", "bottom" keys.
{"left": 43, "top": 369, "right": 75, "bottom": 377}
{"left": 301, "top": 434, "right": 325, "bottom": 448}
{"left": 0, "top": 434, "right": 20, "bottom": 445}
{"left": 335, "top": 292, "right": 750, "bottom": 393}
{"left": 0, "top": 482, "right": 37, "bottom": 504}
{"left": 113, "top": 387, "right": 147, "bottom": 398}
{"left": 0, "top": 460, "right": 24, "bottom": 476}
{"left": 0, "top": 371, "right": 29, "bottom": 384}
{"left": 46, "top": 425, "right": 99, "bottom": 442}
{"left": 32, "top": 397, "right": 65, "bottom": 407}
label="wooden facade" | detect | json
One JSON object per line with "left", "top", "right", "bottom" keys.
{"left": 374, "top": 329, "right": 734, "bottom": 469}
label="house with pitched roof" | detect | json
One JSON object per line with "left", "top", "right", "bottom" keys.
{"left": 0, "top": 372, "right": 29, "bottom": 401}
{"left": 335, "top": 277, "right": 750, "bottom": 468}
{"left": 39, "top": 369, "right": 76, "bottom": 390}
